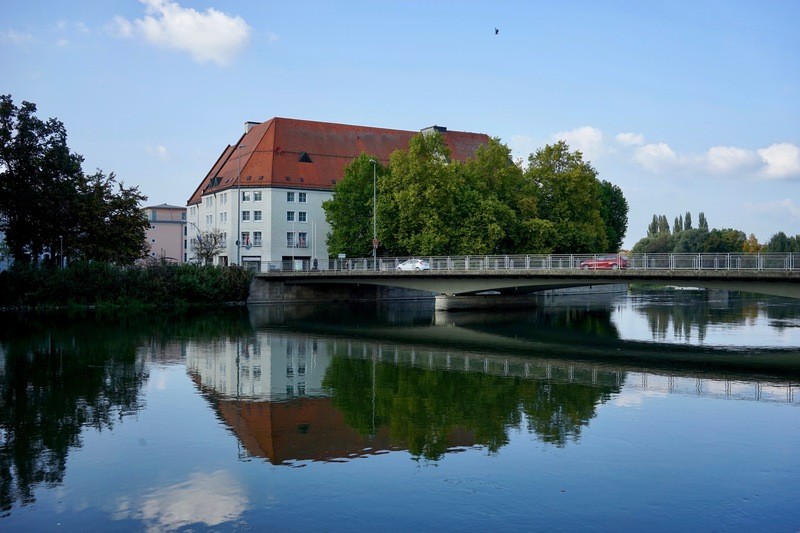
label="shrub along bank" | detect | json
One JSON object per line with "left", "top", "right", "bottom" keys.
{"left": 0, "top": 262, "right": 252, "bottom": 308}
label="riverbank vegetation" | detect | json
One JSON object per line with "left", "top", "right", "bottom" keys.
{"left": 323, "top": 134, "right": 629, "bottom": 257}
{"left": 0, "top": 262, "right": 252, "bottom": 309}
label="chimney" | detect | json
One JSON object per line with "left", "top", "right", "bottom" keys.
{"left": 245, "top": 121, "right": 260, "bottom": 134}
{"left": 421, "top": 125, "right": 447, "bottom": 135}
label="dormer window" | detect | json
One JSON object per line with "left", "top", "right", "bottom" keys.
{"left": 299, "top": 151, "right": 312, "bottom": 163}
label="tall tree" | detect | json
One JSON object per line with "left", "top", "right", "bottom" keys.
{"left": 598, "top": 180, "right": 628, "bottom": 252}
{"left": 698, "top": 212, "right": 708, "bottom": 230}
{"left": 0, "top": 95, "right": 83, "bottom": 262}
{"left": 684, "top": 211, "right": 693, "bottom": 230}
{"left": 524, "top": 141, "right": 607, "bottom": 253}
{"left": 322, "top": 153, "right": 384, "bottom": 257}
{"left": 647, "top": 215, "right": 659, "bottom": 237}
{"left": 0, "top": 96, "right": 148, "bottom": 265}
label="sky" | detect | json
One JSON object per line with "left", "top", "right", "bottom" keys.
{"left": 2, "top": 0, "right": 798, "bottom": 249}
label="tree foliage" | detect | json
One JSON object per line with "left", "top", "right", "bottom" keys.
{"left": 324, "top": 135, "right": 627, "bottom": 257}
{"left": 524, "top": 141, "right": 608, "bottom": 253}
{"left": 0, "top": 95, "right": 148, "bottom": 265}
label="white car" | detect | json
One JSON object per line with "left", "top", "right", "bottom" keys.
{"left": 396, "top": 259, "right": 430, "bottom": 271}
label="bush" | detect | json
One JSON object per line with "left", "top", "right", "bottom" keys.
{"left": 0, "top": 262, "right": 252, "bottom": 308}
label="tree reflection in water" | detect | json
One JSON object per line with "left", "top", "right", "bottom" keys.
{"left": 0, "top": 309, "right": 250, "bottom": 514}
{"left": 322, "top": 356, "right": 620, "bottom": 460}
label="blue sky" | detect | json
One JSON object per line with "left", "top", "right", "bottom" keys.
{"left": 2, "top": 0, "right": 798, "bottom": 249}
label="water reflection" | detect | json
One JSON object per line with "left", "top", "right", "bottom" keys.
{"left": 185, "top": 297, "right": 798, "bottom": 465}
{"left": 0, "top": 309, "right": 251, "bottom": 514}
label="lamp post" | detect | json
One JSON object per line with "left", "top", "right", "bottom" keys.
{"left": 59, "top": 235, "right": 63, "bottom": 269}
{"left": 369, "top": 159, "right": 377, "bottom": 268}
{"left": 236, "top": 144, "right": 246, "bottom": 266}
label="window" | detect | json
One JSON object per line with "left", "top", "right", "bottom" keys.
{"left": 242, "top": 211, "right": 250, "bottom": 221}
{"left": 205, "top": 197, "right": 213, "bottom": 207}
{"left": 221, "top": 232, "right": 227, "bottom": 247}
{"left": 298, "top": 232, "right": 308, "bottom": 248}
{"left": 287, "top": 191, "right": 295, "bottom": 202}
{"left": 221, "top": 192, "right": 228, "bottom": 205}
{"left": 286, "top": 232, "right": 295, "bottom": 247}
{"left": 206, "top": 214, "right": 213, "bottom": 225}
{"left": 286, "top": 211, "right": 295, "bottom": 222}
{"left": 242, "top": 191, "right": 251, "bottom": 201}
{"left": 254, "top": 231, "right": 262, "bottom": 246}
{"left": 242, "top": 231, "right": 251, "bottom": 247}
{"left": 254, "top": 191, "right": 262, "bottom": 201}
{"left": 299, "top": 192, "right": 307, "bottom": 203}
{"left": 298, "top": 211, "right": 307, "bottom": 222}
{"left": 181, "top": 212, "right": 186, "bottom": 220}
{"left": 254, "top": 210, "right": 262, "bottom": 221}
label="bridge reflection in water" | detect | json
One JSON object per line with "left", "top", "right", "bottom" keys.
{"left": 185, "top": 303, "right": 798, "bottom": 465}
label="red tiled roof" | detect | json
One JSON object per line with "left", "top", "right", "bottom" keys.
{"left": 187, "top": 118, "right": 491, "bottom": 206}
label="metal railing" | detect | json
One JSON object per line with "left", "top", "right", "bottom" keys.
{"left": 264, "top": 253, "right": 799, "bottom": 273}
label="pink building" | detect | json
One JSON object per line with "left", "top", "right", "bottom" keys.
{"left": 144, "top": 204, "right": 187, "bottom": 263}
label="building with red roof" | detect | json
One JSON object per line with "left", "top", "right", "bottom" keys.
{"left": 187, "top": 118, "right": 490, "bottom": 269}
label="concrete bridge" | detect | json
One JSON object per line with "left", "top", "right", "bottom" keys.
{"left": 249, "top": 252, "right": 800, "bottom": 308}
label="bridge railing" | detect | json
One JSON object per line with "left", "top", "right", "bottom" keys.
{"left": 264, "top": 253, "right": 798, "bottom": 273}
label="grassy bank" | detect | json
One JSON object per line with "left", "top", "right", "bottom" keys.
{"left": 0, "top": 262, "right": 253, "bottom": 309}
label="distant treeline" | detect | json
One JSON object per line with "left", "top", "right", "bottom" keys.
{"left": 633, "top": 211, "right": 798, "bottom": 254}
{"left": 0, "top": 262, "right": 252, "bottom": 309}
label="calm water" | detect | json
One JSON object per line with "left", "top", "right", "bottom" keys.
{"left": 1, "top": 290, "right": 799, "bottom": 532}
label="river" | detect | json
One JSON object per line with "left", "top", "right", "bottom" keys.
{"left": 1, "top": 289, "right": 798, "bottom": 531}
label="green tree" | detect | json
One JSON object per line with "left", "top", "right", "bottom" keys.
{"left": 672, "top": 228, "right": 708, "bottom": 253}
{"left": 703, "top": 228, "right": 746, "bottom": 253}
{"left": 322, "top": 153, "right": 384, "bottom": 257}
{"left": 524, "top": 141, "right": 607, "bottom": 253}
{"left": 0, "top": 95, "right": 83, "bottom": 262}
{"left": 647, "top": 215, "right": 659, "bottom": 237}
{"left": 70, "top": 171, "right": 149, "bottom": 264}
{"left": 674, "top": 215, "right": 683, "bottom": 234}
{"left": 698, "top": 212, "right": 708, "bottom": 231}
{"left": 380, "top": 132, "right": 463, "bottom": 255}
{"left": 658, "top": 215, "right": 671, "bottom": 235}
{"left": 684, "top": 211, "right": 693, "bottom": 230}
{"left": 765, "top": 231, "right": 790, "bottom": 252}
{"left": 0, "top": 96, "right": 148, "bottom": 265}
{"left": 598, "top": 180, "right": 628, "bottom": 252}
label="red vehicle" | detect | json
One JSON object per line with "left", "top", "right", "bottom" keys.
{"left": 579, "top": 255, "right": 628, "bottom": 270}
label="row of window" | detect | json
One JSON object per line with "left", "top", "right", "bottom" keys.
{"left": 189, "top": 231, "right": 308, "bottom": 250}
{"left": 204, "top": 210, "right": 311, "bottom": 225}
{"left": 193, "top": 191, "right": 308, "bottom": 216}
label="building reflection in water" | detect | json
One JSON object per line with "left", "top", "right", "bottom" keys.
{"left": 186, "top": 326, "right": 797, "bottom": 466}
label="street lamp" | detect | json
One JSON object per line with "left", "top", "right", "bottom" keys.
{"left": 236, "top": 144, "right": 247, "bottom": 266}
{"left": 59, "top": 235, "right": 63, "bottom": 269}
{"left": 369, "top": 159, "right": 377, "bottom": 268}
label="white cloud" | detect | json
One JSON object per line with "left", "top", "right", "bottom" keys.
{"left": 113, "top": 0, "right": 252, "bottom": 66}
{"left": 0, "top": 29, "right": 34, "bottom": 44}
{"left": 705, "top": 145, "right": 759, "bottom": 174}
{"left": 634, "top": 142, "right": 679, "bottom": 173}
{"left": 745, "top": 198, "right": 800, "bottom": 219}
{"left": 113, "top": 470, "right": 247, "bottom": 530}
{"left": 757, "top": 143, "right": 800, "bottom": 179}
{"left": 553, "top": 126, "right": 605, "bottom": 161}
{"left": 616, "top": 132, "right": 645, "bottom": 147}
{"left": 146, "top": 145, "right": 170, "bottom": 160}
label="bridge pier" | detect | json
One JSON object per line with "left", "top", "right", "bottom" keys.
{"left": 434, "top": 294, "right": 540, "bottom": 311}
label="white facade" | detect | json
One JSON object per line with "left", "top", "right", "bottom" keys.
{"left": 187, "top": 186, "right": 331, "bottom": 270}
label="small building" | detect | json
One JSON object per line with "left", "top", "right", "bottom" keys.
{"left": 144, "top": 203, "right": 187, "bottom": 263}
{"left": 186, "top": 118, "right": 490, "bottom": 271}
